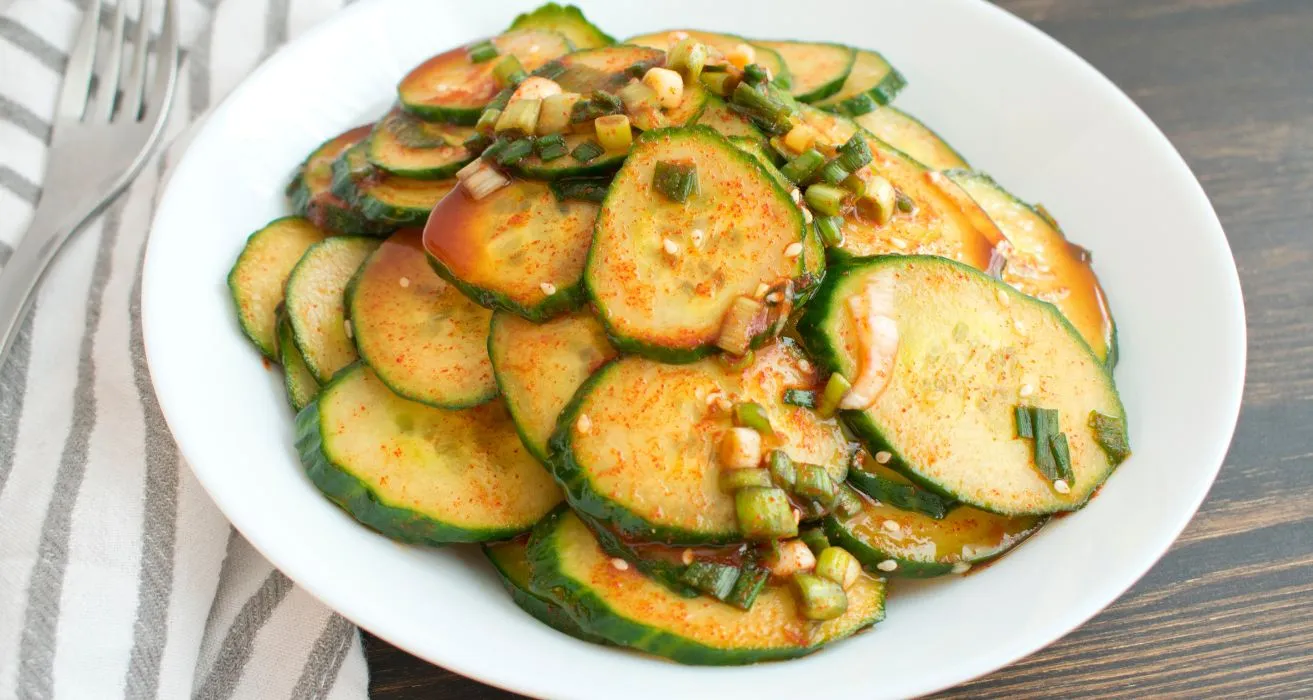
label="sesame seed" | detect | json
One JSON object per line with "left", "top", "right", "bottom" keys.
{"left": 1054, "top": 479, "right": 1071, "bottom": 494}
{"left": 343, "top": 320, "right": 353, "bottom": 339}
{"left": 791, "top": 188, "right": 803, "bottom": 204}
{"left": 882, "top": 520, "right": 901, "bottom": 533}
{"left": 682, "top": 549, "right": 695, "bottom": 566}
{"left": 951, "top": 562, "right": 972, "bottom": 575}
{"left": 399, "top": 277, "right": 410, "bottom": 288}
{"left": 784, "top": 242, "right": 803, "bottom": 258}
{"left": 540, "top": 282, "right": 557, "bottom": 296}
{"left": 997, "top": 289, "right": 1010, "bottom": 306}
{"left": 802, "top": 208, "right": 814, "bottom": 224}
{"left": 690, "top": 228, "right": 705, "bottom": 247}
{"left": 1014, "top": 319, "right": 1027, "bottom": 335}
{"left": 611, "top": 557, "right": 630, "bottom": 571}
{"left": 891, "top": 237, "right": 908, "bottom": 250}
{"left": 876, "top": 560, "right": 898, "bottom": 572}
{"left": 875, "top": 451, "right": 892, "bottom": 464}
{"left": 663, "top": 238, "right": 680, "bottom": 255}
{"left": 576, "top": 414, "right": 591, "bottom": 434}
{"left": 1019, "top": 383, "right": 1035, "bottom": 398}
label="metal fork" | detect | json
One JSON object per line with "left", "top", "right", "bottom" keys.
{"left": 0, "top": 0, "right": 178, "bottom": 364}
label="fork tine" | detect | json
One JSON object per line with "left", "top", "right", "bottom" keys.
{"left": 119, "top": 0, "right": 152, "bottom": 121}
{"left": 91, "top": 0, "right": 129, "bottom": 122}
{"left": 56, "top": 0, "right": 102, "bottom": 121}
{"left": 143, "top": 0, "right": 178, "bottom": 121}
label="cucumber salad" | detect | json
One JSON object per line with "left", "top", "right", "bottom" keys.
{"left": 227, "top": 3, "right": 1130, "bottom": 665}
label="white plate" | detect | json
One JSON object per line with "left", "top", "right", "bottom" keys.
{"left": 143, "top": 0, "right": 1246, "bottom": 697}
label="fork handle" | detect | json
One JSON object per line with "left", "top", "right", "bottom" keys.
{"left": 0, "top": 198, "right": 107, "bottom": 365}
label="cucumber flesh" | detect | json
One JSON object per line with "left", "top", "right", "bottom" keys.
{"left": 630, "top": 81, "right": 709, "bottom": 131}
{"left": 626, "top": 30, "right": 791, "bottom": 88}
{"left": 506, "top": 3, "right": 615, "bottom": 49}
{"left": 548, "top": 45, "right": 665, "bottom": 95}
{"left": 332, "top": 143, "right": 457, "bottom": 227}
{"left": 483, "top": 538, "right": 609, "bottom": 644}
{"left": 585, "top": 126, "right": 805, "bottom": 361}
{"left": 289, "top": 127, "right": 394, "bottom": 236}
{"left": 549, "top": 340, "right": 851, "bottom": 544}
{"left": 855, "top": 107, "right": 968, "bottom": 171}
{"left": 424, "top": 179, "right": 597, "bottom": 321}
{"left": 797, "top": 255, "right": 1126, "bottom": 515}
{"left": 296, "top": 364, "right": 563, "bottom": 544}
{"left": 228, "top": 216, "right": 329, "bottom": 359}
{"left": 695, "top": 94, "right": 766, "bottom": 144}
{"left": 751, "top": 41, "right": 855, "bottom": 103}
{"left": 527, "top": 508, "right": 886, "bottom": 665}
{"left": 488, "top": 311, "right": 617, "bottom": 462}
{"left": 366, "top": 108, "right": 476, "bottom": 180}
{"left": 277, "top": 315, "right": 319, "bottom": 411}
{"left": 285, "top": 236, "right": 380, "bottom": 383}
{"left": 348, "top": 229, "right": 497, "bottom": 409}
{"left": 814, "top": 49, "right": 906, "bottom": 116}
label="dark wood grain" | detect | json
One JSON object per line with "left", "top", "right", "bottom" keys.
{"left": 364, "top": 0, "right": 1313, "bottom": 696}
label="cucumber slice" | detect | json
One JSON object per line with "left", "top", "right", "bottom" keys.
{"left": 548, "top": 45, "right": 665, "bottom": 95}
{"left": 752, "top": 41, "right": 855, "bottom": 103}
{"left": 289, "top": 127, "right": 395, "bottom": 236}
{"left": 483, "top": 538, "right": 609, "bottom": 644}
{"left": 796, "top": 255, "right": 1127, "bottom": 515}
{"left": 586, "top": 126, "right": 805, "bottom": 361}
{"left": 814, "top": 50, "right": 906, "bottom": 116}
{"left": 549, "top": 340, "right": 851, "bottom": 544}
{"left": 695, "top": 94, "right": 765, "bottom": 144}
{"left": 825, "top": 493, "right": 1043, "bottom": 578}
{"left": 424, "top": 179, "right": 597, "bottom": 321}
{"left": 348, "top": 229, "right": 496, "bottom": 409}
{"left": 511, "top": 133, "right": 628, "bottom": 179}
{"left": 366, "top": 108, "right": 476, "bottom": 180}
{"left": 296, "top": 365, "right": 564, "bottom": 544}
{"left": 855, "top": 107, "right": 968, "bottom": 171}
{"left": 488, "top": 311, "right": 617, "bottom": 462}
{"left": 398, "top": 30, "right": 573, "bottom": 124}
{"left": 795, "top": 106, "right": 994, "bottom": 268}
{"left": 626, "top": 30, "right": 791, "bottom": 88}
{"left": 528, "top": 508, "right": 887, "bottom": 665}
{"left": 227, "top": 216, "right": 329, "bottom": 359}
{"left": 506, "top": 3, "right": 615, "bottom": 50}
{"left": 332, "top": 144, "right": 457, "bottom": 227}
{"left": 285, "top": 236, "right": 380, "bottom": 383}
{"left": 276, "top": 315, "right": 319, "bottom": 411}
{"left": 946, "top": 170, "right": 1118, "bottom": 365}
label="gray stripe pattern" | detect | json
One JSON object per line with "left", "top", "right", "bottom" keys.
{"left": 0, "top": 17, "right": 66, "bottom": 72}
{"left": 290, "top": 615, "right": 355, "bottom": 700}
{"left": 0, "top": 164, "right": 40, "bottom": 203}
{"left": 15, "top": 201, "right": 123, "bottom": 700}
{"left": 192, "top": 570, "right": 294, "bottom": 700}
{"left": 0, "top": 308, "right": 34, "bottom": 496}
{"left": 0, "top": 94, "right": 52, "bottom": 142}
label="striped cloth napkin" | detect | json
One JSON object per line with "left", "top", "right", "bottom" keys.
{"left": 0, "top": 0, "right": 372, "bottom": 698}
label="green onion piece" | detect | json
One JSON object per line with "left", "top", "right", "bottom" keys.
{"left": 836, "top": 134, "right": 873, "bottom": 172}
{"left": 590, "top": 90, "right": 623, "bottom": 114}
{"left": 729, "top": 83, "right": 794, "bottom": 135}
{"left": 480, "top": 136, "right": 511, "bottom": 163}
{"left": 1050, "top": 432, "right": 1074, "bottom": 484}
{"left": 535, "top": 61, "right": 567, "bottom": 81}
{"left": 1015, "top": 405, "right": 1035, "bottom": 439}
{"left": 733, "top": 401, "right": 774, "bottom": 435}
{"left": 782, "top": 389, "right": 817, "bottom": 408}
{"left": 486, "top": 86, "right": 514, "bottom": 113}
{"left": 475, "top": 108, "right": 502, "bottom": 135}
{"left": 549, "top": 177, "right": 611, "bottom": 203}
{"left": 837, "top": 92, "right": 879, "bottom": 117}
{"left": 846, "top": 468, "right": 954, "bottom": 519}
{"left": 668, "top": 38, "right": 708, "bottom": 81}
{"left": 793, "top": 573, "right": 848, "bottom": 621}
{"left": 536, "top": 141, "right": 569, "bottom": 162}
{"left": 805, "top": 184, "right": 846, "bottom": 217}
{"left": 742, "top": 63, "right": 769, "bottom": 85}
{"left": 833, "top": 484, "right": 864, "bottom": 519}
{"left": 735, "top": 487, "right": 798, "bottom": 540}
{"left": 699, "top": 71, "right": 738, "bottom": 97}
{"left": 780, "top": 149, "right": 826, "bottom": 184}
{"left": 767, "top": 450, "right": 797, "bottom": 490}
{"left": 653, "top": 160, "right": 699, "bottom": 204}
{"left": 493, "top": 55, "right": 527, "bottom": 87}
{"left": 617, "top": 80, "right": 660, "bottom": 114}
{"left": 467, "top": 40, "right": 498, "bottom": 63}
{"left": 795, "top": 463, "right": 837, "bottom": 507}
{"left": 1031, "top": 407, "right": 1061, "bottom": 481}
{"left": 725, "top": 562, "right": 770, "bottom": 610}
{"left": 678, "top": 561, "right": 740, "bottom": 600}
{"left": 841, "top": 172, "right": 867, "bottom": 196}
{"left": 815, "top": 546, "right": 860, "bottom": 588}
{"left": 535, "top": 133, "right": 567, "bottom": 157}
{"left": 495, "top": 99, "right": 541, "bottom": 136}
{"left": 816, "top": 216, "right": 844, "bottom": 248}
{"left": 1089, "top": 411, "right": 1131, "bottom": 465}
{"left": 462, "top": 132, "right": 492, "bottom": 154}
{"left": 799, "top": 527, "right": 830, "bottom": 556}
{"left": 895, "top": 191, "right": 915, "bottom": 213}
{"left": 493, "top": 138, "right": 533, "bottom": 166}
{"left": 819, "top": 159, "right": 850, "bottom": 186}
{"left": 720, "top": 468, "right": 773, "bottom": 492}
{"left": 817, "top": 373, "right": 851, "bottom": 418}
{"left": 594, "top": 114, "right": 632, "bottom": 151}
{"left": 571, "top": 140, "right": 604, "bottom": 163}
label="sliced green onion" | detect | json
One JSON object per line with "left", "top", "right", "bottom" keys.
{"left": 571, "top": 140, "right": 604, "bottom": 163}
{"left": 720, "top": 467, "right": 773, "bottom": 492}
{"left": 679, "top": 561, "right": 740, "bottom": 600}
{"left": 793, "top": 573, "right": 848, "bottom": 621}
{"left": 816, "top": 546, "right": 861, "bottom": 589}
{"left": 475, "top": 108, "right": 502, "bottom": 134}
{"left": 617, "top": 80, "right": 660, "bottom": 114}
{"left": 480, "top": 136, "right": 511, "bottom": 163}
{"left": 725, "top": 562, "right": 770, "bottom": 610}
{"left": 841, "top": 173, "right": 867, "bottom": 196}
{"left": 847, "top": 468, "right": 954, "bottom": 520}
{"left": 668, "top": 38, "right": 709, "bottom": 81}
{"left": 493, "top": 55, "right": 527, "bottom": 87}
{"left": 819, "top": 159, "right": 850, "bottom": 186}
{"left": 1089, "top": 411, "right": 1131, "bottom": 465}
{"left": 493, "top": 138, "right": 533, "bottom": 166}
{"left": 780, "top": 149, "right": 826, "bottom": 184}
{"left": 767, "top": 449, "right": 797, "bottom": 490}
{"left": 1015, "top": 405, "right": 1035, "bottom": 439}
{"left": 836, "top": 134, "right": 873, "bottom": 172}
{"left": 799, "top": 527, "right": 830, "bottom": 556}
{"left": 485, "top": 86, "right": 514, "bottom": 113}
{"left": 467, "top": 40, "right": 498, "bottom": 63}
{"left": 833, "top": 484, "right": 864, "bottom": 519}
{"left": 537, "top": 92, "right": 581, "bottom": 135}
{"left": 549, "top": 177, "right": 611, "bottom": 203}
{"left": 735, "top": 487, "right": 798, "bottom": 540}
{"left": 855, "top": 174, "right": 896, "bottom": 225}
{"left": 816, "top": 216, "right": 844, "bottom": 248}
{"left": 535, "top": 61, "right": 567, "bottom": 81}
{"left": 805, "top": 184, "right": 846, "bottom": 216}
{"left": 594, "top": 114, "right": 632, "bottom": 151}
{"left": 817, "top": 373, "right": 851, "bottom": 418}
{"left": 1050, "top": 432, "right": 1074, "bottom": 484}
{"left": 742, "top": 63, "right": 769, "bottom": 85}
{"left": 653, "top": 160, "right": 699, "bottom": 203}
{"left": 571, "top": 90, "right": 623, "bottom": 123}
{"left": 733, "top": 401, "right": 773, "bottom": 435}
{"left": 729, "top": 83, "right": 793, "bottom": 135}
{"left": 782, "top": 389, "right": 817, "bottom": 408}
{"left": 795, "top": 463, "right": 836, "bottom": 507}
{"left": 699, "top": 71, "right": 738, "bottom": 97}
{"left": 462, "top": 132, "right": 492, "bottom": 154}
{"left": 495, "top": 99, "right": 541, "bottom": 136}
{"left": 535, "top": 133, "right": 568, "bottom": 161}
{"left": 1031, "top": 407, "right": 1061, "bottom": 481}
{"left": 895, "top": 191, "right": 915, "bottom": 213}
{"left": 716, "top": 296, "right": 767, "bottom": 356}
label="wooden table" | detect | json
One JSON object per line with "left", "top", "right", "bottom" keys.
{"left": 365, "top": 0, "right": 1313, "bottom": 696}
